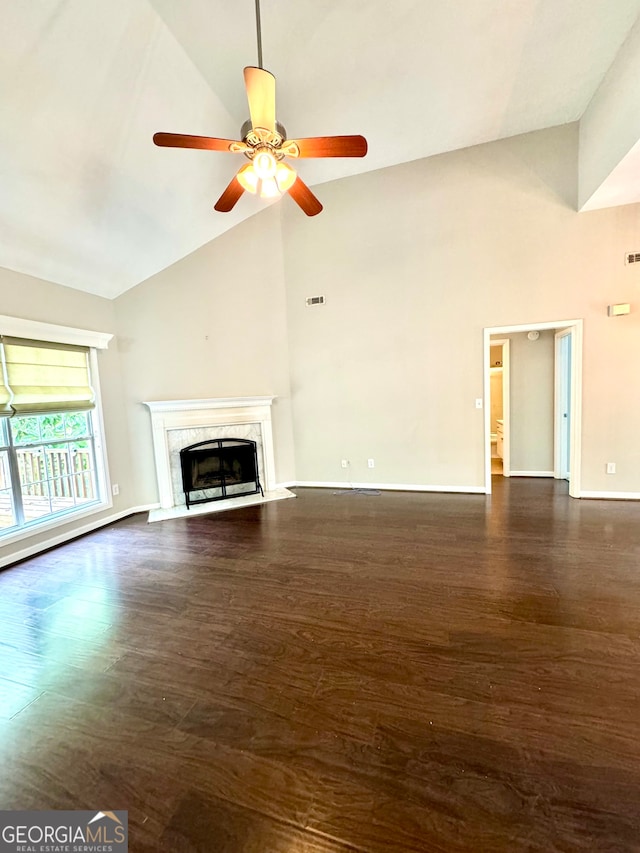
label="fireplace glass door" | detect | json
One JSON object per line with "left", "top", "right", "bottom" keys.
{"left": 180, "top": 438, "right": 263, "bottom": 508}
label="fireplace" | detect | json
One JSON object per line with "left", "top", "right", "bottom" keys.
{"left": 180, "top": 438, "right": 263, "bottom": 508}
{"left": 144, "top": 396, "right": 294, "bottom": 522}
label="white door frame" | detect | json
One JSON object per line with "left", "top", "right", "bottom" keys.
{"left": 483, "top": 319, "right": 583, "bottom": 498}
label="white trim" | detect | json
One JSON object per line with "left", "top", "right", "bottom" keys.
{"left": 144, "top": 396, "right": 275, "bottom": 413}
{"left": 294, "top": 481, "right": 487, "bottom": 494}
{"left": 568, "top": 322, "right": 583, "bottom": 498}
{"left": 487, "top": 319, "right": 582, "bottom": 334}
{"left": 88, "top": 348, "right": 112, "bottom": 509}
{"left": 0, "top": 314, "right": 113, "bottom": 349}
{"left": 484, "top": 332, "right": 491, "bottom": 487}
{"left": 509, "top": 470, "right": 555, "bottom": 477}
{"left": 579, "top": 490, "right": 640, "bottom": 500}
{"left": 0, "top": 505, "right": 155, "bottom": 569}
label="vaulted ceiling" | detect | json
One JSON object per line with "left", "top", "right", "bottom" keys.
{"left": 2, "top": 0, "right": 640, "bottom": 298}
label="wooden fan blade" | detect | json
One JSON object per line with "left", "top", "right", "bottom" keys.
{"left": 244, "top": 66, "right": 276, "bottom": 132}
{"left": 214, "top": 175, "right": 245, "bottom": 212}
{"left": 287, "top": 176, "right": 323, "bottom": 216}
{"left": 153, "top": 132, "right": 244, "bottom": 152}
{"left": 284, "top": 135, "right": 368, "bottom": 158}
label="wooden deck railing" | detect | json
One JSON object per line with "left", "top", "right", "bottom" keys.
{"left": 0, "top": 448, "right": 95, "bottom": 498}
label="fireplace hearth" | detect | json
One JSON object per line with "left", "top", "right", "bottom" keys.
{"left": 180, "top": 438, "right": 263, "bottom": 509}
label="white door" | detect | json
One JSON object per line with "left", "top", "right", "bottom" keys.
{"left": 555, "top": 329, "right": 572, "bottom": 480}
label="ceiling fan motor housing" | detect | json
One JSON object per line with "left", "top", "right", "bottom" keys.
{"left": 241, "top": 119, "right": 287, "bottom": 150}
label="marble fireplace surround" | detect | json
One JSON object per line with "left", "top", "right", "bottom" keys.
{"left": 143, "top": 396, "right": 294, "bottom": 522}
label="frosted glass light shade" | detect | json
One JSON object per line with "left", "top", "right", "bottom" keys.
{"left": 236, "top": 160, "right": 297, "bottom": 199}
{"left": 237, "top": 163, "right": 259, "bottom": 194}
{"left": 253, "top": 149, "right": 277, "bottom": 180}
{"left": 275, "top": 162, "right": 296, "bottom": 192}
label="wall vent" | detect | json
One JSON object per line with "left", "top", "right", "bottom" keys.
{"left": 305, "top": 295, "right": 326, "bottom": 306}
{"left": 625, "top": 252, "right": 640, "bottom": 265}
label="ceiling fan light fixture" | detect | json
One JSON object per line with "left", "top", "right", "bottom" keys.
{"left": 253, "top": 147, "right": 277, "bottom": 180}
{"left": 258, "top": 175, "right": 280, "bottom": 198}
{"left": 237, "top": 159, "right": 296, "bottom": 199}
{"left": 236, "top": 163, "right": 259, "bottom": 194}
{"left": 275, "top": 161, "right": 296, "bottom": 193}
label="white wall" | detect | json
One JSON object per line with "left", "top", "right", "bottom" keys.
{"left": 0, "top": 266, "right": 134, "bottom": 565}
{"left": 282, "top": 123, "right": 640, "bottom": 494}
{"left": 114, "top": 206, "right": 296, "bottom": 507}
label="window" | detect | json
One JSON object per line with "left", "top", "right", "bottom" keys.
{"left": 0, "top": 328, "right": 111, "bottom": 540}
{"left": 0, "top": 412, "right": 100, "bottom": 532}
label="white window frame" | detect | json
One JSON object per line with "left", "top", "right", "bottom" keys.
{"left": 0, "top": 316, "right": 113, "bottom": 547}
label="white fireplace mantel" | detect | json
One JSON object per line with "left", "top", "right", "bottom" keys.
{"left": 144, "top": 396, "right": 275, "bottom": 415}
{"left": 144, "top": 396, "right": 277, "bottom": 511}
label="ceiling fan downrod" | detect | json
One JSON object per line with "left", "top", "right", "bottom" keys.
{"left": 255, "top": 0, "right": 263, "bottom": 70}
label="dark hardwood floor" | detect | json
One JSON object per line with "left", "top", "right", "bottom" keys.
{"left": 1, "top": 479, "right": 640, "bottom": 852}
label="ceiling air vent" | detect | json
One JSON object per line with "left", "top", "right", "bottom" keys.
{"left": 625, "top": 252, "right": 640, "bottom": 265}
{"left": 305, "top": 295, "right": 326, "bottom": 306}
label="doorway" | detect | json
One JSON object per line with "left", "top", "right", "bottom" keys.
{"left": 483, "top": 319, "right": 583, "bottom": 498}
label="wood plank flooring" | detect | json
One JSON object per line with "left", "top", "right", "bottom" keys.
{"left": 1, "top": 479, "right": 640, "bottom": 851}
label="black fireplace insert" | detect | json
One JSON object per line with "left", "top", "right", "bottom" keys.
{"left": 180, "top": 438, "right": 263, "bottom": 509}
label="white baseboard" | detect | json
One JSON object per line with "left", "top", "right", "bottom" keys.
{"left": 509, "top": 471, "right": 555, "bottom": 477}
{"left": 579, "top": 490, "right": 640, "bottom": 500}
{"left": 0, "top": 504, "right": 157, "bottom": 569}
{"left": 293, "top": 481, "right": 486, "bottom": 494}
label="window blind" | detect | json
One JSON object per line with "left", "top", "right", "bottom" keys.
{"left": 0, "top": 337, "right": 95, "bottom": 415}
{"left": 0, "top": 368, "right": 11, "bottom": 415}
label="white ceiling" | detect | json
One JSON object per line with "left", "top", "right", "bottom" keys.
{"left": 2, "top": 0, "right": 640, "bottom": 298}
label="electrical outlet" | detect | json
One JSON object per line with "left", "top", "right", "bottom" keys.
{"left": 606, "top": 462, "right": 616, "bottom": 475}
{"left": 112, "top": 483, "right": 120, "bottom": 496}
{"left": 341, "top": 459, "right": 349, "bottom": 469}
{"left": 367, "top": 458, "right": 375, "bottom": 468}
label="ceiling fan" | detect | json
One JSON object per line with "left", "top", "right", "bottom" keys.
{"left": 153, "top": 0, "right": 367, "bottom": 216}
